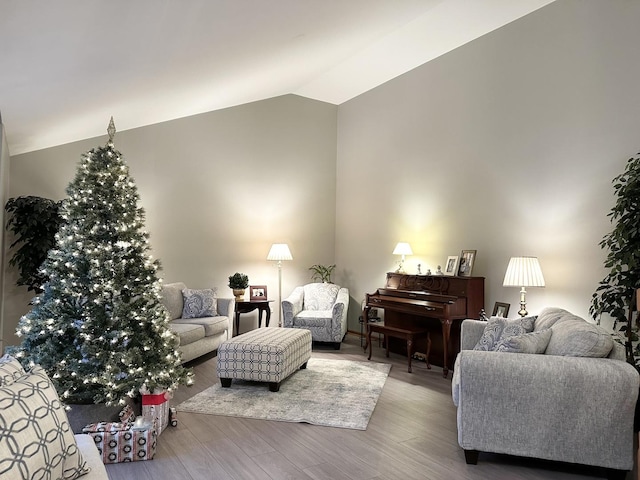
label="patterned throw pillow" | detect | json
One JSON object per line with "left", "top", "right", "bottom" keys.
{"left": 182, "top": 288, "right": 218, "bottom": 319}
{"left": 0, "top": 355, "right": 26, "bottom": 386}
{"left": 0, "top": 365, "right": 89, "bottom": 479}
{"left": 494, "top": 328, "right": 553, "bottom": 354}
{"left": 473, "top": 315, "right": 536, "bottom": 351}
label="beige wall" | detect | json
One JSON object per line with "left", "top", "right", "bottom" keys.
{"left": 0, "top": 116, "right": 10, "bottom": 351}
{"left": 4, "top": 0, "right": 640, "bottom": 343}
{"left": 336, "top": 0, "right": 640, "bottom": 328}
{"left": 3, "top": 95, "right": 338, "bottom": 344}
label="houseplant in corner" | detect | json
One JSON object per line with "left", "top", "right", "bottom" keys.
{"left": 590, "top": 150, "right": 640, "bottom": 371}
{"left": 309, "top": 264, "right": 335, "bottom": 283}
{"left": 228, "top": 272, "right": 249, "bottom": 300}
{"left": 4, "top": 195, "right": 63, "bottom": 292}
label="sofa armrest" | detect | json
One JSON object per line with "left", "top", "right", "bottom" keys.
{"left": 282, "top": 287, "right": 304, "bottom": 327}
{"left": 333, "top": 288, "right": 350, "bottom": 334}
{"left": 75, "top": 434, "right": 109, "bottom": 479}
{"left": 216, "top": 297, "right": 235, "bottom": 317}
{"left": 456, "top": 350, "right": 639, "bottom": 469}
{"left": 460, "top": 319, "right": 486, "bottom": 351}
{"left": 216, "top": 298, "right": 235, "bottom": 339}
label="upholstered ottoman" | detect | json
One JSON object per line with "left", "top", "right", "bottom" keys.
{"left": 216, "top": 328, "right": 312, "bottom": 392}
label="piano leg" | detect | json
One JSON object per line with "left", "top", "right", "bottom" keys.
{"left": 441, "top": 319, "right": 452, "bottom": 378}
{"left": 407, "top": 338, "right": 413, "bottom": 373}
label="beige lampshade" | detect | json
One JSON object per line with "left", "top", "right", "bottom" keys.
{"left": 267, "top": 243, "right": 293, "bottom": 261}
{"left": 392, "top": 242, "right": 413, "bottom": 256}
{"left": 503, "top": 257, "right": 545, "bottom": 287}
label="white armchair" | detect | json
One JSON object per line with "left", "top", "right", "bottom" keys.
{"left": 282, "top": 283, "right": 349, "bottom": 349}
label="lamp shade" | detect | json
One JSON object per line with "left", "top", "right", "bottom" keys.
{"left": 392, "top": 242, "right": 413, "bottom": 256}
{"left": 267, "top": 243, "right": 292, "bottom": 261}
{"left": 503, "top": 256, "right": 545, "bottom": 287}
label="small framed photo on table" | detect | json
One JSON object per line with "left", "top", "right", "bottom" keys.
{"left": 444, "top": 256, "right": 459, "bottom": 276}
{"left": 492, "top": 302, "right": 510, "bottom": 318}
{"left": 249, "top": 285, "right": 267, "bottom": 301}
{"left": 458, "top": 250, "right": 477, "bottom": 277}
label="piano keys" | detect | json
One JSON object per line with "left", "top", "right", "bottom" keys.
{"left": 364, "top": 273, "right": 484, "bottom": 378}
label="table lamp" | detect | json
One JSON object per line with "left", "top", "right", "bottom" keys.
{"left": 503, "top": 256, "right": 545, "bottom": 317}
{"left": 393, "top": 242, "right": 413, "bottom": 274}
{"left": 267, "top": 243, "right": 293, "bottom": 327}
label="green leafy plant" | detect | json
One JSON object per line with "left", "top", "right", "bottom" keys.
{"left": 309, "top": 264, "right": 335, "bottom": 283}
{"left": 228, "top": 272, "right": 249, "bottom": 289}
{"left": 590, "top": 151, "right": 640, "bottom": 368}
{"left": 4, "top": 196, "right": 63, "bottom": 292}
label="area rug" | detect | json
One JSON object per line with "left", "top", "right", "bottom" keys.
{"left": 175, "top": 358, "right": 391, "bottom": 430}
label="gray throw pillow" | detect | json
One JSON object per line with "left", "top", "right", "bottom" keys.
{"left": 182, "top": 288, "right": 218, "bottom": 319}
{"left": 473, "top": 315, "right": 536, "bottom": 351}
{"left": 494, "top": 328, "right": 553, "bottom": 354}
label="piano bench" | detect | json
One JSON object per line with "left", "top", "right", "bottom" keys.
{"left": 365, "top": 323, "right": 431, "bottom": 373}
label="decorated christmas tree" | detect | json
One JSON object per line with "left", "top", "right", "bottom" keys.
{"left": 9, "top": 119, "right": 192, "bottom": 405}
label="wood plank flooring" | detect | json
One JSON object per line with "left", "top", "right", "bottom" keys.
{"left": 104, "top": 333, "right": 627, "bottom": 480}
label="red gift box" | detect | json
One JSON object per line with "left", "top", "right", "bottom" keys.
{"left": 141, "top": 391, "right": 171, "bottom": 435}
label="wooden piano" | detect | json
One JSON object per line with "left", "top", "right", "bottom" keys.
{"left": 364, "top": 273, "right": 484, "bottom": 378}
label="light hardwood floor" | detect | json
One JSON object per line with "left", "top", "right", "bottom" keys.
{"left": 105, "top": 334, "right": 626, "bottom": 480}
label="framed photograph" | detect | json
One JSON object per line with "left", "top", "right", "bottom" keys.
{"left": 444, "top": 256, "right": 459, "bottom": 276}
{"left": 492, "top": 302, "right": 510, "bottom": 318}
{"left": 249, "top": 285, "right": 267, "bottom": 301}
{"left": 458, "top": 249, "right": 477, "bottom": 277}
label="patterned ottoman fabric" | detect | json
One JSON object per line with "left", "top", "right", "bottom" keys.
{"left": 217, "top": 328, "right": 312, "bottom": 391}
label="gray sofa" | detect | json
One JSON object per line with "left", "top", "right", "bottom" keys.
{"left": 452, "top": 307, "right": 639, "bottom": 479}
{"left": 161, "top": 282, "right": 234, "bottom": 363}
{"left": 282, "top": 282, "right": 349, "bottom": 349}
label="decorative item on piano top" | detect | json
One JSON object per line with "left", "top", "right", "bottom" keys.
{"left": 309, "top": 264, "right": 335, "bottom": 283}
{"left": 458, "top": 250, "right": 477, "bottom": 277}
{"left": 444, "top": 256, "right": 459, "bottom": 276}
{"left": 392, "top": 242, "right": 413, "bottom": 273}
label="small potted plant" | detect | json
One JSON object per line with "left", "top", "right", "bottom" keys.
{"left": 309, "top": 264, "right": 336, "bottom": 283}
{"left": 228, "top": 272, "right": 249, "bottom": 301}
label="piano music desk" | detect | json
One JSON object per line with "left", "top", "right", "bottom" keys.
{"left": 364, "top": 322, "right": 431, "bottom": 373}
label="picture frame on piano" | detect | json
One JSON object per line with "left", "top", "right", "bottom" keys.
{"left": 444, "top": 256, "right": 459, "bottom": 276}
{"left": 458, "top": 249, "right": 477, "bottom": 277}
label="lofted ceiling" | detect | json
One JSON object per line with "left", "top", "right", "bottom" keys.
{"left": 1, "top": 0, "right": 555, "bottom": 156}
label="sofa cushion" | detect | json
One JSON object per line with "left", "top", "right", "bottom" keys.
{"left": 182, "top": 288, "right": 218, "bottom": 319}
{"left": 303, "top": 283, "right": 340, "bottom": 311}
{"left": 494, "top": 328, "right": 553, "bottom": 354}
{"left": 172, "top": 316, "right": 229, "bottom": 337}
{"left": 162, "top": 282, "right": 187, "bottom": 320}
{"left": 473, "top": 316, "right": 536, "bottom": 351}
{"left": 544, "top": 315, "right": 613, "bottom": 358}
{"left": 169, "top": 322, "right": 205, "bottom": 347}
{"left": 0, "top": 365, "right": 89, "bottom": 479}
{"left": 0, "top": 355, "right": 27, "bottom": 386}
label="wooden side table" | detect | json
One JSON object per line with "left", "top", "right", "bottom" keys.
{"left": 365, "top": 322, "right": 431, "bottom": 373}
{"left": 234, "top": 300, "right": 273, "bottom": 337}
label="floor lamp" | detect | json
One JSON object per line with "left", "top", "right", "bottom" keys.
{"left": 267, "top": 243, "right": 292, "bottom": 327}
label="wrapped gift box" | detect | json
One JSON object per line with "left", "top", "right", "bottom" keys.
{"left": 82, "top": 405, "right": 157, "bottom": 464}
{"left": 141, "top": 390, "right": 171, "bottom": 435}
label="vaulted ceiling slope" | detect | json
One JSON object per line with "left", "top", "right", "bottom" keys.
{"left": 1, "top": 0, "right": 554, "bottom": 155}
